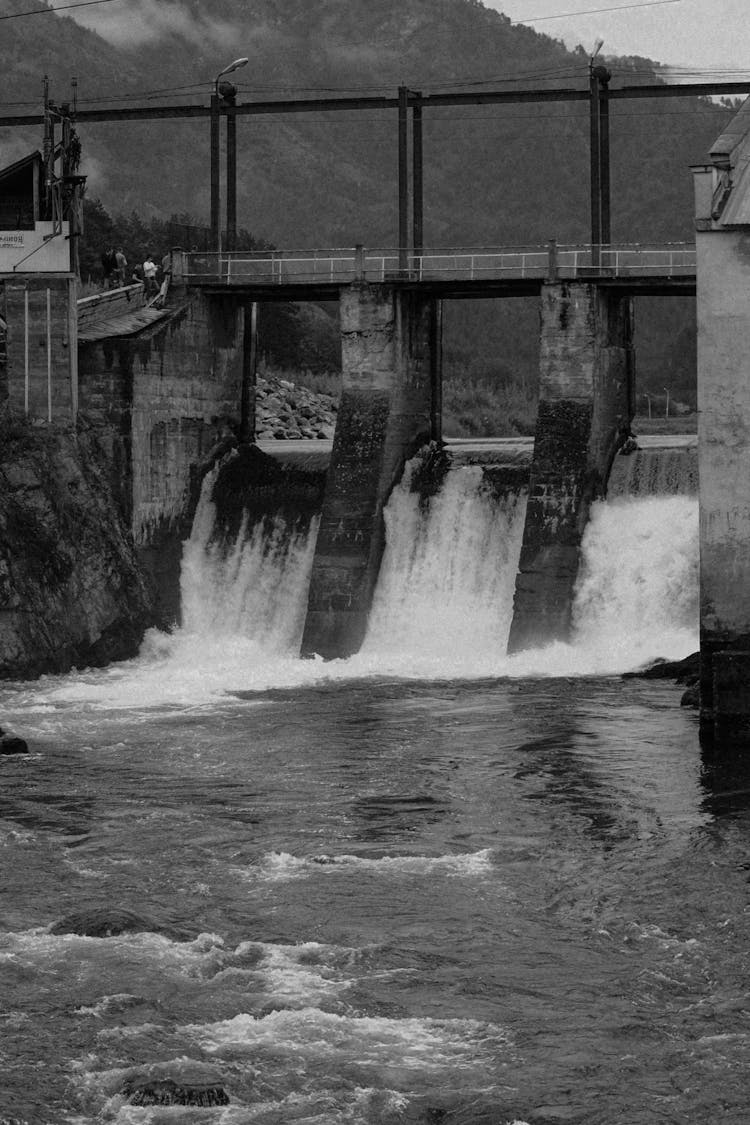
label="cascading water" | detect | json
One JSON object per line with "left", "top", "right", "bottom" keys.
{"left": 360, "top": 463, "right": 527, "bottom": 672}
{"left": 358, "top": 457, "right": 698, "bottom": 678}
{"left": 30, "top": 444, "right": 699, "bottom": 708}
{"left": 181, "top": 463, "right": 318, "bottom": 656}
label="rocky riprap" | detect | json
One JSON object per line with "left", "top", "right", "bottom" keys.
{"left": 254, "top": 373, "right": 337, "bottom": 440}
{"left": 119, "top": 1062, "right": 229, "bottom": 1108}
{"left": 623, "top": 651, "right": 700, "bottom": 708}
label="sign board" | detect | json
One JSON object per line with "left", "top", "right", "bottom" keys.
{"left": 0, "top": 222, "right": 71, "bottom": 273}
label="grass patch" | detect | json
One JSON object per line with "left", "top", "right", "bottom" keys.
{"left": 443, "top": 375, "right": 537, "bottom": 437}
{"left": 633, "top": 413, "right": 697, "bottom": 434}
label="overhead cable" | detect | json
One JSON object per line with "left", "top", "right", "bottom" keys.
{"left": 514, "top": 0, "right": 682, "bottom": 22}
{"left": 0, "top": 0, "right": 123, "bottom": 20}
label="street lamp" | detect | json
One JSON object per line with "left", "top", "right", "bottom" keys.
{"left": 210, "top": 57, "right": 248, "bottom": 255}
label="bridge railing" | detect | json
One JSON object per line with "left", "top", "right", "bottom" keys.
{"left": 181, "top": 243, "right": 696, "bottom": 286}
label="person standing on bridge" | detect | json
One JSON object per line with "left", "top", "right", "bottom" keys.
{"left": 115, "top": 247, "right": 128, "bottom": 287}
{"left": 143, "top": 253, "right": 158, "bottom": 297}
{"left": 101, "top": 246, "right": 117, "bottom": 289}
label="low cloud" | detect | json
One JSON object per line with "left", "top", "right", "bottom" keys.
{"left": 59, "top": 0, "right": 245, "bottom": 52}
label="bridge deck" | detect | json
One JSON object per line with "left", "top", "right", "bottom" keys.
{"left": 183, "top": 243, "right": 696, "bottom": 297}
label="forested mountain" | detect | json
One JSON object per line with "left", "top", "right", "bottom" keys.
{"left": 0, "top": 0, "right": 736, "bottom": 416}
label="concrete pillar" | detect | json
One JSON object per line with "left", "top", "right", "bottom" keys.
{"left": 696, "top": 229, "right": 750, "bottom": 746}
{"left": 301, "top": 282, "right": 441, "bottom": 659}
{"left": 507, "top": 282, "right": 634, "bottom": 653}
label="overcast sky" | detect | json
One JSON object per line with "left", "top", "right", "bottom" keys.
{"left": 491, "top": 0, "right": 745, "bottom": 73}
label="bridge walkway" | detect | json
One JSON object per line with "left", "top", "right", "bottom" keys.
{"left": 178, "top": 242, "right": 697, "bottom": 299}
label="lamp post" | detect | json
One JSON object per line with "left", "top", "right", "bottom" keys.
{"left": 210, "top": 57, "right": 248, "bottom": 255}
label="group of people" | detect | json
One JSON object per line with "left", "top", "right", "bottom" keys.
{"left": 101, "top": 247, "right": 171, "bottom": 297}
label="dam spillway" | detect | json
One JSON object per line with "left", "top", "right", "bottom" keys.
{"left": 168, "top": 434, "right": 700, "bottom": 689}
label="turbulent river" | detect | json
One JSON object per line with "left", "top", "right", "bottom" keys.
{"left": 2, "top": 455, "right": 747, "bottom": 1124}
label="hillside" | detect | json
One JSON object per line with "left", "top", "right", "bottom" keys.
{"left": 0, "top": 0, "right": 733, "bottom": 421}
{"left": 0, "top": 0, "right": 729, "bottom": 245}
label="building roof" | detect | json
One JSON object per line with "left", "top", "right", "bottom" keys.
{"left": 0, "top": 150, "right": 43, "bottom": 181}
{"left": 710, "top": 99, "right": 750, "bottom": 167}
{"left": 707, "top": 96, "right": 750, "bottom": 227}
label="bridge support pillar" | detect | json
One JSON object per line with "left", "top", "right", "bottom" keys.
{"left": 507, "top": 282, "right": 634, "bottom": 653}
{"left": 301, "top": 282, "right": 441, "bottom": 659}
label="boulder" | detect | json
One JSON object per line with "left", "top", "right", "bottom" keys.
{"left": 49, "top": 907, "right": 183, "bottom": 939}
{"left": 124, "top": 1079, "right": 229, "bottom": 1107}
{"left": 681, "top": 683, "right": 699, "bottom": 708}
{"left": 121, "top": 1062, "right": 229, "bottom": 1107}
{"left": 622, "top": 651, "right": 700, "bottom": 683}
{"left": 0, "top": 726, "right": 28, "bottom": 755}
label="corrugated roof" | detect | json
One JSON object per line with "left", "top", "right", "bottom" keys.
{"left": 77, "top": 305, "right": 170, "bottom": 342}
{"left": 711, "top": 97, "right": 750, "bottom": 165}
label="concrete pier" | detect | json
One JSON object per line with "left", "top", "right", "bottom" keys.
{"left": 301, "top": 283, "right": 441, "bottom": 659}
{"left": 695, "top": 214, "right": 750, "bottom": 746}
{"left": 507, "top": 282, "right": 634, "bottom": 653}
{"left": 77, "top": 288, "right": 245, "bottom": 625}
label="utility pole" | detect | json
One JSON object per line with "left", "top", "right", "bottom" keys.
{"left": 398, "top": 85, "right": 409, "bottom": 271}
{"left": 210, "top": 58, "right": 248, "bottom": 258}
{"left": 210, "top": 89, "right": 221, "bottom": 254}
{"left": 220, "top": 81, "right": 238, "bottom": 253}
{"left": 588, "top": 42, "right": 611, "bottom": 263}
{"left": 412, "top": 90, "right": 423, "bottom": 254}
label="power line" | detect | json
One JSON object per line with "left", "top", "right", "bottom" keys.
{"left": 513, "top": 0, "right": 682, "bottom": 22}
{"left": 0, "top": 0, "right": 123, "bottom": 20}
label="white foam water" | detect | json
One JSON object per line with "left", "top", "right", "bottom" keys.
{"left": 362, "top": 463, "right": 527, "bottom": 658}
{"left": 186, "top": 1006, "right": 512, "bottom": 1073}
{"left": 254, "top": 848, "right": 495, "bottom": 883}
{"left": 181, "top": 463, "right": 319, "bottom": 654}
{"left": 16, "top": 458, "right": 699, "bottom": 713}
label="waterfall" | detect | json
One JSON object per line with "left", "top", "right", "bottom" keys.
{"left": 606, "top": 440, "right": 697, "bottom": 498}
{"left": 33, "top": 451, "right": 699, "bottom": 708}
{"left": 181, "top": 464, "right": 319, "bottom": 657}
{"left": 566, "top": 494, "right": 698, "bottom": 669}
{"left": 362, "top": 463, "right": 527, "bottom": 660}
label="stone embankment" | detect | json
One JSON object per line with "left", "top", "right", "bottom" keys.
{"left": 0, "top": 419, "right": 154, "bottom": 680}
{"left": 254, "top": 372, "right": 338, "bottom": 440}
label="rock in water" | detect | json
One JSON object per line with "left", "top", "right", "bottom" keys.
{"left": 50, "top": 907, "right": 164, "bottom": 937}
{"left": 120, "top": 1062, "right": 229, "bottom": 1107}
{"left": 124, "top": 1079, "right": 230, "bottom": 1107}
{"left": 0, "top": 732, "right": 28, "bottom": 754}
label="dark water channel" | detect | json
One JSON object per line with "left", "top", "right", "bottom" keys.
{"left": 1, "top": 674, "right": 748, "bottom": 1124}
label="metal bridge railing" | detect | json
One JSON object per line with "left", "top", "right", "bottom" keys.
{"left": 181, "top": 243, "right": 696, "bottom": 286}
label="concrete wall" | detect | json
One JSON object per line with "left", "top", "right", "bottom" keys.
{"left": 301, "top": 282, "right": 441, "bottom": 659}
{"left": 696, "top": 228, "right": 750, "bottom": 744}
{"left": 4, "top": 275, "right": 77, "bottom": 421}
{"left": 508, "top": 282, "right": 634, "bottom": 652}
{"left": 78, "top": 290, "right": 245, "bottom": 625}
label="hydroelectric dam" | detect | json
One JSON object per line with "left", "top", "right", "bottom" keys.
{"left": 3, "top": 92, "right": 750, "bottom": 750}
